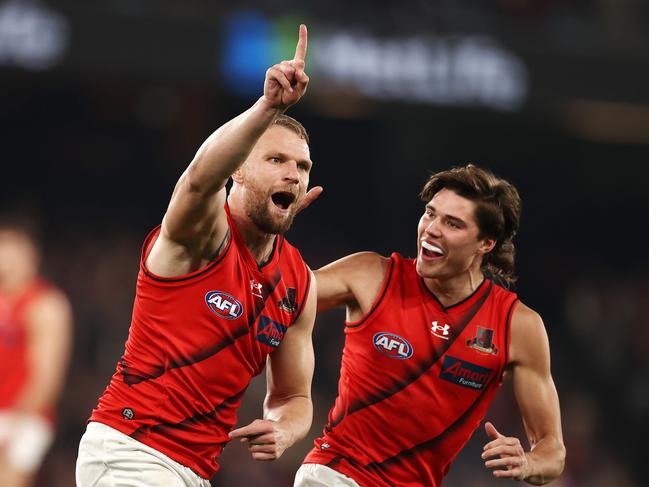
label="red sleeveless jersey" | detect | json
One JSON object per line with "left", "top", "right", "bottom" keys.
{"left": 0, "top": 279, "right": 55, "bottom": 421}
{"left": 304, "top": 253, "right": 518, "bottom": 486}
{"left": 90, "top": 208, "right": 311, "bottom": 479}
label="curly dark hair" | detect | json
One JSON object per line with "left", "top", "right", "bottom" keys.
{"left": 420, "top": 164, "right": 522, "bottom": 287}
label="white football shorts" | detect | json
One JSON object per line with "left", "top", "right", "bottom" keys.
{"left": 294, "top": 463, "right": 361, "bottom": 487}
{"left": 76, "top": 421, "right": 211, "bottom": 487}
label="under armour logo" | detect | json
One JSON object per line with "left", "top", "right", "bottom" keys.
{"left": 250, "top": 280, "right": 263, "bottom": 299}
{"left": 431, "top": 321, "right": 451, "bottom": 340}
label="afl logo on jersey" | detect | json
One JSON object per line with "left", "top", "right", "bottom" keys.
{"left": 373, "top": 332, "right": 413, "bottom": 359}
{"left": 205, "top": 291, "right": 243, "bottom": 320}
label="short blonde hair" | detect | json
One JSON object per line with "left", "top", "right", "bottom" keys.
{"left": 272, "top": 114, "right": 309, "bottom": 144}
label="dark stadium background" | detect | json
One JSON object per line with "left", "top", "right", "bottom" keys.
{"left": 1, "top": 1, "right": 648, "bottom": 485}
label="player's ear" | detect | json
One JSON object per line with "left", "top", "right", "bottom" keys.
{"left": 232, "top": 167, "right": 245, "bottom": 184}
{"left": 478, "top": 238, "right": 496, "bottom": 255}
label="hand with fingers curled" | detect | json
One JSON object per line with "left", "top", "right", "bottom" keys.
{"left": 482, "top": 421, "right": 531, "bottom": 481}
{"left": 228, "top": 418, "right": 293, "bottom": 461}
{"left": 263, "top": 24, "right": 310, "bottom": 112}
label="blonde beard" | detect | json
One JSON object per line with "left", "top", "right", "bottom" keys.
{"left": 245, "top": 193, "right": 295, "bottom": 235}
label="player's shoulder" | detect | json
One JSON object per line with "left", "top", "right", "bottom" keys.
{"left": 314, "top": 252, "right": 389, "bottom": 291}
{"left": 346, "top": 251, "right": 389, "bottom": 265}
{"left": 25, "top": 281, "right": 72, "bottom": 327}
{"left": 26, "top": 279, "right": 67, "bottom": 306}
{"left": 511, "top": 301, "right": 543, "bottom": 329}
{"left": 319, "top": 251, "right": 388, "bottom": 274}
{"left": 509, "top": 301, "right": 549, "bottom": 365}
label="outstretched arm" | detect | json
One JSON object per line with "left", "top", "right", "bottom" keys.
{"left": 314, "top": 251, "right": 388, "bottom": 316}
{"left": 482, "top": 303, "right": 565, "bottom": 484}
{"left": 147, "top": 25, "right": 310, "bottom": 277}
{"left": 228, "top": 273, "right": 317, "bottom": 460}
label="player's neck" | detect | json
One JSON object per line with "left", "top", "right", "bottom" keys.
{"left": 424, "top": 268, "right": 485, "bottom": 308}
{"left": 0, "top": 272, "right": 37, "bottom": 297}
{"left": 227, "top": 202, "right": 277, "bottom": 265}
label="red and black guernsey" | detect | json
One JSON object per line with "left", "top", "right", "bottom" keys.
{"left": 0, "top": 279, "right": 56, "bottom": 423}
{"left": 90, "top": 206, "right": 311, "bottom": 479}
{"left": 304, "top": 253, "right": 518, "bottom": 487}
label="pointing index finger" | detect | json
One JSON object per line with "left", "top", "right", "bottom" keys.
{"left": 229, "top": 421, "right": 274, "bottom": 439}
{"left": 294, "top": 24, "right": 308, "bottom": 62}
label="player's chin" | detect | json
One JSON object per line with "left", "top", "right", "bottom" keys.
{"left": 270, "top": 211, "right": 296, "bottom": 234}
{"left": 272, "top": 206, "right": 297, "bottom": 227}
{"left": 415, "top": 256, "right": 442, "bottom": 278}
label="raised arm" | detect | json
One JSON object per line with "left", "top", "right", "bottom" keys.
{"left": 228, "top": 273, "right": 317, "bottom": 460}
{"left": 482, "top": 303, "right": 565, "bottom": 484}
{"left": 147, "top": 25, "right": 310, "bottom": 277}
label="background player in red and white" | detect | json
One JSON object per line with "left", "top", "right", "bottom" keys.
{"left": 0, "top": 220, "right": 73, "bottom": 487}
{"left": 295, "top": 165, "right": 565, "bottom": 486}
{"left": 77, "top": 25, "right": 321, "bottom": 486}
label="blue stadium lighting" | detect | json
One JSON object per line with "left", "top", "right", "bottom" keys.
{"left": 221, "top": 12, "right": 273, "bottom": 96}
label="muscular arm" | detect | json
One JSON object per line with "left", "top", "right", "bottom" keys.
{"left": 153, "top": 99, "right": 282, "bottom": 264}
{"left": 13, "top": 289, "right": 72, "bottom": 415}
{"left": 314, "top": 252, "right": 388, "bottom": 320}
{"left": 147, "top": 25, "right": 310, "bottom": 277}
{"left": 483, "top": 303, "right": 565, "bottom": 484}
{"left": 263, "top": 274, "right": 317, "bottom": 446}
{"left": 511, "top": 304, "right": 565, "bottom": 483}
{"left": 229, "top": 273, "right": 317, "bottom": 460}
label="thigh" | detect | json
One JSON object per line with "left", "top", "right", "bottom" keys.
{"left": 76, "top": 426, "right": 108, "bottom": 487}
{"left": 77, "top": 423, "right": 191, "bottom": 487}
{"left": 294, "top": 463, "right": 360, "bottom": 487}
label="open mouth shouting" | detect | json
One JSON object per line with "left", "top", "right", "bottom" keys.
{"left": 271, "top": 191, "right": 297, "bottom": 212}
{"left": 420, "top": 240, "right": 445, "bottom": 261}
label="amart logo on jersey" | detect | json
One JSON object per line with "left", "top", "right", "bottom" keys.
{"left": 373, "top": 332, "right": 413, "bottom": 359}
{"left": 205, "top": 291, "right": 243, "bottom": 320}
{"left": 439, "top": 355, "right": 493, "bottom": 390}
{"left": 256, "top": 315, "right": 287, "bottom": 348}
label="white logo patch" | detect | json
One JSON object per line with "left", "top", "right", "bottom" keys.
{"left": 250, "top": 279, "right": 263, "bottom": 299}
{"left": 205, "top": 291, "right": 244, "bottom": 320}
{"left": 431, "top": 321, "right": 451, "bottom": 340}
